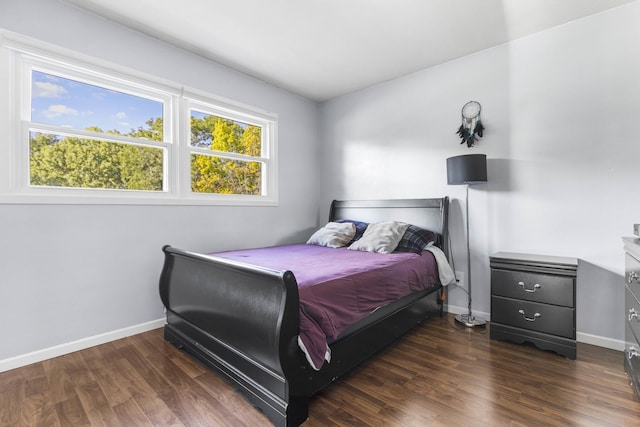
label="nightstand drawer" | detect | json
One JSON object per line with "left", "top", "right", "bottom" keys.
{"left": 491, "top": 296, "right": 575, "bottom": 339}
{"left": 491, "top": 269, "right": 574, "bottom": 306}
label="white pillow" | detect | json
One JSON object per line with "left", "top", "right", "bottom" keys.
{"left": 306, "top": 222, "right": 356, "bottom": 248}
{"left": 348, "top": 221, "right": 410, "bottom": 254}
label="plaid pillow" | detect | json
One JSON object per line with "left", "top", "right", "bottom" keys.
{"left": 394, "top": 224, "right": 439, "bottom": 254}
{"left": 336, "top": 219, "right": 369, "bottom": 244}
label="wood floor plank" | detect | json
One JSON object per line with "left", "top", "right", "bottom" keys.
{"left": 55, "top": 392, "right": 91, "bottom": 426}
{"left": 107, "top": 356, "right": 184, "bottom": 426}
{"left": 0, "top": 373, "right": 25, "bottom": 425}
{"left": 2, "top": 314, "right": 640, "bottom": 426}
{"left": 75, "top": 380, "right": 121, "bottom": 427}
{"left": 0, "top": 367, "right": 56, "bottom": 426}
{"left": 30, "top": 402, "right": 60, "bottom": 427}
{"left": 43, "top": 352, "right": 95, "bottom": 405}
{"left": 81, "top": 352, "right": 132, "bottom": 408}
{"left": 23, "top": 375, "right": 58, "bottom": 426}
{"left": 112, "top": 397, "right": 153, "bottom": 427}
{"left": 193, "top": 371, "right": 272, "bottom": 426}
{"left": 117, "top": 345, "right": 243, "bottom": 427}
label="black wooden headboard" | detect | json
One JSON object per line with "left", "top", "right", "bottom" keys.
{"left": 328, "top": 197, "right": 449, "bottom": 256}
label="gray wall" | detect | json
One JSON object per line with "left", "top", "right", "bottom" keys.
{"left": 318, "top": 2, "right": 640, "bottom": 348}
{"left": 0, "top": 0, "right": 319, "bottom": 361}
{"left": 1, "top": 0, "right": 638, "bottom": 367}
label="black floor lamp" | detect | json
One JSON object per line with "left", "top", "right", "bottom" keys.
{"left": 446, "top": 154, "right": 487, "bottom": 328}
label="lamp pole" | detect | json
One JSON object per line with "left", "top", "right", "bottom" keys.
{"left": 455, "top": 182, "right": 486, "bottom": 327}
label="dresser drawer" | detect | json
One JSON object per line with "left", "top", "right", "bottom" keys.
{"left": 491, "top": 296, "right": 575, "bottom": 339}
{"left": 491, "top": 268, "right": 574, "bottom": 307}
{"left": 624, "top": 354, "right": 640, "bottom": 401}
{"left": 626, "top": 285, "right": 640, "bottom": 345}
{"left": 627, "top": 253, "right": 640, "bottom": 300}
{"left": 626, "top": 301, "right": 640, "bottom": 398}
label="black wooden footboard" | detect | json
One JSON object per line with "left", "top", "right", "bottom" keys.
{"left": 159, "top": 245, "right": 308, "bottom": 426}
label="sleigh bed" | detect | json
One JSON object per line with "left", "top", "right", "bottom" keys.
{"left": 159, "top": 197, "right": 449, "bottom": 426}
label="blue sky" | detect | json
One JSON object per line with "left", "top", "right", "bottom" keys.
{"left": 31, "top": 70, "right": 162, "bottom": 135}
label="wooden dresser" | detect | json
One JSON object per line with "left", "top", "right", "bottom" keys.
{"left": 490, "top": 252, "right": 578, "bottom": 359}
{"left": 623, "top": 237, "right": 640, "bottom": 399}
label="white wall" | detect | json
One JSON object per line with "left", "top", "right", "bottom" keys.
{"left": 0, "top": 0, "right": 319, "bottom": 365}
{"left": 319, "top": 2, "right": 640, "bottom": 348}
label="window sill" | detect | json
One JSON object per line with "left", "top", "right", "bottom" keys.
{"left": 0, "top": 192, "right": 278, "bottom": 206}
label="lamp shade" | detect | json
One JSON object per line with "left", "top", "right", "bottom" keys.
{"left": 447, "top": 154, "right": 487, "bottom": 185}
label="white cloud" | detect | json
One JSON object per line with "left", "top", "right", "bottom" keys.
{"left": 43, "top": 104, "right": 78, "bottom": 119}
{"left": 33, "top": 82, "right": 67, "bottom": 98}
{"left": 113, "top": 111, "right": 127, "bottom": 119}
{"left": 92, "top": 91, "right": 107, "bottom": 101}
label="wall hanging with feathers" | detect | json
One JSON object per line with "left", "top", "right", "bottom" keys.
{"left": 456, "top": 101, "right": 484, "bottom": 147}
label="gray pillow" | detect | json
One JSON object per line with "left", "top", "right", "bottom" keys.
{"left": 306, "top": 222, "right": 356, "bottom": 248}
{"left": 348, "top": 221, "right": 409, "bottom": 254}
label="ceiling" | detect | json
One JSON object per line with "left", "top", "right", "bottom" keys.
{"left": 63, "top": 0, "right": 634, "bottom": 102}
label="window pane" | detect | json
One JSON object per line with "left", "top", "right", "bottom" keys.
{"left": 31, "top": 70, "right": 164, "bottom": 140}
{"left": 191, "top": 154, "right": 262, "bottom": 195}
{"left": 190, "top": 110, "right": 262, "bottom": 156}
{"left": 29, "top": 131, "right": 164, "bottom": 191}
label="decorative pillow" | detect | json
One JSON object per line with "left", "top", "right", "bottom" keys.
{"left": 348, "top": 221, "right": 410, "bottom": 254}
{"left": 394, "top": 224, "right": 439, "bottom": 254}
{"left": 306, "top": 222, "right": 356, "bottom": 248}
{"left": 336, "top": 219, "right": 369, "bottom": 244}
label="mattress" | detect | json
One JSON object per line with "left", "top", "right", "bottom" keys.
{"left": 214, "top": 243, "right": 440, "bottom": 369}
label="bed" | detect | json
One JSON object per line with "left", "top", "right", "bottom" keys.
{"left": 159, "top": 197, "right": 449, "bottom": 426}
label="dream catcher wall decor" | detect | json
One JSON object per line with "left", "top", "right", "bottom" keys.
{"left": 456, "top": 101, "right": 484, "bottom": 147}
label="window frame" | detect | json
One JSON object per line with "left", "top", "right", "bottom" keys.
{"left": 20, "top": 57, "right": 175, "bottom": 198}
{"left": 182, "top": 96, "right": 277, "bottom": 201}
{"left": 2, "top": 34, "right": 278, "bottom": 206}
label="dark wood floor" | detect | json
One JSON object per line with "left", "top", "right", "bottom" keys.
{"left": 2, "top": 314, "right": 639, "bottom": 426}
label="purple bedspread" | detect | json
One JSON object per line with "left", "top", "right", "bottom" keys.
{"left": 214, "top": 244, "right": 439, "bottom": 370}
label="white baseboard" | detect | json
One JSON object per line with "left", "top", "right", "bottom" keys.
{"left": 445, "top": 304, "right": 490, "bottom": 321}
{"left": 577, "top": 332, "right": 625, "bottom": 351}
{"left": 0, "top": 318, "right": 165, "bottom": 373}
{"left": 444, "top": 305, "right": 624, "bottom": 352}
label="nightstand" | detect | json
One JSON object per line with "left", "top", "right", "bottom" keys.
{"left": 490, "top": 252, "right": 578, "bottom": 359}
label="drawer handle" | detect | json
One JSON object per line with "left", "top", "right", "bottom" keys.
{"left": 629, "top": 346, "right": 640, "bottom": 360}
{"left": 629, "top": 272, "right": 639, "bottom": 285}
{"left": 629, "top": 308, "right": 640, "bottom": 322}
{"left": 518, "top": 281, "right": 541, "bottom": 293}
{"left": 518, "top": 309, "right": 541, "bottom": 322}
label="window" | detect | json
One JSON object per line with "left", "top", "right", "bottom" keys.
{"left": 187, "top": 104, "right": 269, "bottom": 196}
{"left": 5, "top": 36, "right": 277, "bottom": 205}
{"left": 28, "top": 68, "right": 169, "bottom": 193}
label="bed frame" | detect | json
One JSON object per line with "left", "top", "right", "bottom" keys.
{"left": 159, "top": 197, "right": 449, "bottom": 426}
